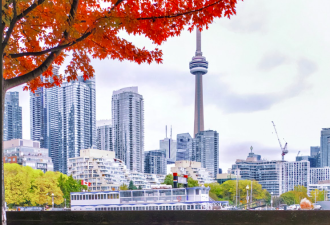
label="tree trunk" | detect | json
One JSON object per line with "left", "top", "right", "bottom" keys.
{"left": 1, "top": 2, "right": 7, "bottom": 223}
{"left": 1, "top": 89, "right": 6, "bottom": 225}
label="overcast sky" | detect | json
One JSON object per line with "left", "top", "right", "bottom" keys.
{"left": 11, "top": 0, "right": 330, "bottom": 172}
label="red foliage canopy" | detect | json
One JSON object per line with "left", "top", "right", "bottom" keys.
{"left": 1, "top": 0, "right": 239, "bottom": 92}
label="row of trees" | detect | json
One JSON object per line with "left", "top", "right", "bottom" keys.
{"left": 278, "top": 185, "right": 327, "bottom": 206}
{"left": 4, "top": 163, "right": 87, "bottom": 208}
{"left": 205, "top": 180, "right": 270, "bottom": 205}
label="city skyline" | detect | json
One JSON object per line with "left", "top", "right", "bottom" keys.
{"left": 9, "top": 0, "right": 330, "bottom": 171}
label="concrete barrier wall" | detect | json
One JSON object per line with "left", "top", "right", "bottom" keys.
{"left": 7, "top": 210, "right": 330, "bottom": 225}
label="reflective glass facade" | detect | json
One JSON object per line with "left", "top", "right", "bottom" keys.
{"left": 31, "top": 72, "right": 96, "bottom": 174}
{"left": 320, "top": 128, "right": 330, "bottom": 167}
{"left": 4, "top": 92, "right": 22, "bottom": 141}
{"left": 112, "top": 87, "right": 144, "bottom": 172}
{"left": 176, "top": 133, "right": 192, "bottom": 161}
{"left": 193, "top": 130, "right": 219, "bottom": 178}
{"left": 30, "top": 66, "right": 59, "bottom": 149}
{"left": 144, "top": 149, "right": 166, "bottom": 175}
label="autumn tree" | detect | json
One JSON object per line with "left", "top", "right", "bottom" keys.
{"left": 1, "top": 0, "right": 240, "bottom": 223}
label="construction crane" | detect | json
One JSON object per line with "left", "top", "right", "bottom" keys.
{"left": 271, "top": 121, "right": 288, "bottom": 161}
{"left": 297, "top": 151, "right": 300, "bottom": 157}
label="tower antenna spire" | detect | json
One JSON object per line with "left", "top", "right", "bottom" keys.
{"left": 190, "top": 27, "right": 208, "bottom": 137}
{"left": 196, "top": 28, "right": 202, "bottom": 56}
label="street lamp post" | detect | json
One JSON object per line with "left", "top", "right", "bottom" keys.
{"left": 64, "top": 198, "right": 66, "bottom": 209}
{"left": 271, "top": 192, "right": 273, "bottom": 209}
{"left": 246, "top": 185, "right": 249, "bottom": 210}
{"left": 51, "top": 193, "right": 54, "bottom": 210}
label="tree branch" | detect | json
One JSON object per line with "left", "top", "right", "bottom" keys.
{"left": 2, "top": 0, "right": 18, "bottom": 51}
{"left": 16, "top": 0, "right": 46, "bottom": 21}
{"left": 4, "top": 50, "right": 60, "bottom": 91}
{"left": 3, "top": 0, "right": 82, "bottom": 91}
{"left": 6, "top": 31, "right": 92, "bottom": 58}
{"left": 136, "top": 0, "right": 224, "bottom": 21}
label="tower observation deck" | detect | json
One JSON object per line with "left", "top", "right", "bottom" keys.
{"left": 189, "top": 29, "right": 208, "bottom": 137}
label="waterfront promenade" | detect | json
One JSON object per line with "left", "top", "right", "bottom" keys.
{"left": 7, "top": 210, "right": 330, "bottom": 225}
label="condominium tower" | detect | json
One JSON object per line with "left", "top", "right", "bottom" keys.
{"left": 97, "top": 121, "right": 114, "bottom": 151}
{"left": 193, "top": 130, "right": 219, "bottom": 178}
{"left": 112, "top": 87, "right": 144, "bottom": 172}
{"left": 189, "top": 29, "right": 208, "bottom": 137}
{"left": 30, "top": 65, "right": 59, "bottom": 149}
{"left": 30, "top": 72, "right": 96, "bottom": 174}
{"left": 3, "top": 92, "right": 22, "bottom": 141}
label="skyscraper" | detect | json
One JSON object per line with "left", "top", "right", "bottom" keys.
{"left": 31, "top": 72, "right": 96, "bottom": 174}
{"left": 30, "top": 65, "right": 60, "bottom": 149}
{"left": 97, "top": 122, "right": 114, "bottom": 151}
{"left": 3, "top": 92, "right": 22, "bottom": 141}
{"left": 193, "top": 130, "right": 219, "bottom": 178}
{"left": 189, "top": 29, "right": 208, "bottom": 137}
{"left": 144, "top": 149, "right": 166, "bottom": 175}
{"left": 159, "top": 126, "right": 177, "bottom": 164}
{"left": 176, "top": 133, "right": 192, "bottom": 161}
{"left": 112, "top": 87, "right": 144, "bottom": 172}
{"left": 320, "top": 128, "right": 330, "bottom": 167}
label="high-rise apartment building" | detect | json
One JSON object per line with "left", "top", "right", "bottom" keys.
{"left": 176, "top": 133, "right": 192, "bottom": 161}
{"left": 4, "top": 92, "right": 22, "bottom": 141}
{"left": 31, "top": 72, "right": 96, "bottom": 174}
{"left": 144, "top": 149, "right": 166, "bottom": 175}
{"left": 320, "top": 128, "right": 330, "bottom": 167}
{"left": 193, "top": 130, "right": 219, "bottom": 178}
{"left": 112, "top": 87, "right": 144, "bottom": 172}
{"left": 97, "top": 121, "right": 113, "bottom": 151}
{"left": 160, "top": 137, "right": 177, "bottom": 164}
{"left": 30, "top": 65, "right": 60, "bottom": 149}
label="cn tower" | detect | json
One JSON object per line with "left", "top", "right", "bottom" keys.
{"left": 189, "top": 28, "right": 208, "bottom": 137}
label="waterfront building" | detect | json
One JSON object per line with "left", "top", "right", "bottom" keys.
{"left": 176, "top": 133, "right": 192, "bottom": 161}
{"left": 3, "top": 139, "right": 53, "bottom": 172}
{"left": 144, "top": 150, "right": 167, "bottom": 175}
{"left": 231, "top": 150, "right": 310, "bottom": 196}
{"left": 310, "top": 167, "right": 330, "bottom": 184}
{"left": 68, "top": 149, "right": 165, "bottom": 191}
{"left": 193, "top": 130, "right": 219, "bottom": 178}
{"left": 189, "top": 29, "right": 208, "bottom": 137}
{"left": 30, "top": 65, "right": 59, "bottom": 149}
{"left": 278, "top": 160, "right": 310, "bottom": 194}
{"left": 97, "top": 121, "right": 113, "bottom": 151}
{"left": 68, "top": 149, "right": 128, "bottom": 191}
{"left": 4, "top": 92, "right": 22, "bottom": 141}
{"left": 171, "top": 160, "right": 215, "bottom": 184}
{"left": 112, "top": 87, "right": 144, "bottom": 173}
{"left": 320, "top": 128, "right": 330, "bottom": 167}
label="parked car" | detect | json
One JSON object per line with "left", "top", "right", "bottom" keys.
{"left": 288, "top": 204, "right": 301, "bottom": 210}
{"left": 313, "top": 204, "right": 322, "bottom": 210}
